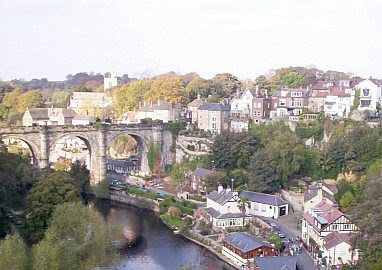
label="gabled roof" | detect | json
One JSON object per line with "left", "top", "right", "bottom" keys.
{"left": 240, "top": 191, "right": 287, "bottom": 206}
{"left": 323, "top": 232, "right": 353, "bottom": 250}
{"left": 188, "top": 98, "right": 206, "bottom": 108}
{"left": 204, "top": 207, "right": 248, "bottom": 219}
{"left": 26, "top": 108, "right": 77, "bottom": 120}
{"left": 192, "top": 168, "right": 214, "bottom": 177}
{"left": 223, "top": 232, "right": 272, "bottom": 253}
{"left": 207, "top": 189, "right": 235, "bottom": 205}
{"left": 255, "top": 256, "right": 297, "bottom": 270}
{"left": 312, "top": 81, "right": 333, "bottom": 90}
{"left": 302, "top": 201, "right": 346, "bottom": 232}
{"left": 27, "top": 108, "right": 49, "bottom": 120}
{"left": 140, "top": 102, "right": 179, "bottom": 112}
{"left": 198, "top": 103, "right": 230, "bottom": 111}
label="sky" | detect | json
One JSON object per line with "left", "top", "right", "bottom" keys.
{"left": 1, "top": 0, "right": 382, "bottom": 81}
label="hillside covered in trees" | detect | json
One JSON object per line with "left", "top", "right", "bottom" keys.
{"left": 0, "top": 66, "right": 352, "bottom": 125}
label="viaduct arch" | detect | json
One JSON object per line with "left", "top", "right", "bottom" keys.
{"left": 0, "top": 124, "right": 173, "bottom": 184}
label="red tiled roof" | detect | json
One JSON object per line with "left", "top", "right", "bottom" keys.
{"left": 303, "top": 201, "right": 345, "bottom": 232}
{"left": 323, "top": 232, "right": 352, "bottom": 250}
{"left": 329, "top": 87, "right": 350, "bottom": 97}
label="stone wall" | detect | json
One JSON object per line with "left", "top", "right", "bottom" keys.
{"left": 280, "top": 189, "right": 304, "bottom": 212}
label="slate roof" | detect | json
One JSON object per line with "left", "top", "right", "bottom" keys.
{"left": 323, "top": 232, "right": 352, "bottom": 250}
{"left": 188, "top": 98, "right": 205, "bottom": 108}
{"left": 27, "top": 108, "right": 77, "bottom": 120}
{"left": 240, "top": 191, "right": 287, "bottom": 206}
{"left": 204, "top": 207, "right": 247, "bottom": 219}
{"left": 27, "top": 108, "right": 49, "bottom": 120}
{"left": 304, "top": 188, "right": 318, "bottom": 203}
{"left": 198, "top": 103, "right": 231, "bottom": 111}
{"left": 208, "top": 189, "right": 234, "bottom": 205}
{"left": 255, "top": 256, "right": 297, "bottom": 270}
{"left": 192, "top": 168, "right": 214, "bottom": 177}
{"left": 223, "top": 232, "right": 272, "bottom": 253}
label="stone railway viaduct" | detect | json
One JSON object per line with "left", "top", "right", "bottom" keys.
{"left": 0, "top": 124, "right": 173, "bottom": 184}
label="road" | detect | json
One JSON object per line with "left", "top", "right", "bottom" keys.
{"left": 264, "top": 213, "right": 316, "bottom": 270}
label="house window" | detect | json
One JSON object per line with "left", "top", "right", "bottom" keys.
{"left": 253, "top": 203, "right": 259, "bottom": 211}
{"left": 332, "top": 224, "right": 338, "bottom": 230}
{"left": 261, "top": 205, "right": 266, "bottom": 212}
{"left": 290, "top": 100, "right": 295, "bottom": 107}
{"left": 296, "top": 100, "right": 302, "bottom": 107}
{"left": 363, "top": 88, "right": 370, "bottom": 96}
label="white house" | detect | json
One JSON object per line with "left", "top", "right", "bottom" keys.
{"left": 230, "top": 88, "right": 257, "bottom": 132}
{"left": 301, "top": 201, "right": 358, "bottom": 266}
{"left": 324, "top": 88, "right": 352, "bottom": 118}
{"left": 72, "top": 115, "right": 95, "bottom": 125}
{"left": 322, "top": 232, "right": 358, "bottom": 267}
{"left": 353, "top": 78, "right": 382, "bottom": 112}
{"left": 240, "top": 191, "right": 288, "bottom": 219}
{"left": 205, "top": 185, "right": 251, "bottom": 229}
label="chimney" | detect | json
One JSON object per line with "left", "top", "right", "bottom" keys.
{"left": 157, "top": 100, "right": 161, "bottom": 106}
{"left": 196, "top": 164, "right": 201, "bottom": 169}
{"left": 256, "top": 85, "right": 259, "bottom": 93}
{"left": 150, "top": 100, "right": 153, "bottom": 106}
{"left": 143, "top": 101, "right": 147, "bottom": 106}
{"left": 226, "top": 187, "right": 231, "bottom": 193}
{"left": 369, "top": 76, "right": 372, "bottom": 79}
{"left": 332, "top": 203, "right": 339, "bottom": 210}
{"left": 197, "top": 94, "right": 201, "bottom": 100}
{"left": 265, "top": 89, "right": 268, "bottom": 98}
{"left": 217, "top": 184, "right": 223, "bottom": 193}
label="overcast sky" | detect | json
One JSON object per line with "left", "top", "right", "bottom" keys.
{"left": 1, "top": 0, "right": 381, "bottom": 81}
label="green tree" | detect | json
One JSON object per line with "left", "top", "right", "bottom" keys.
{"left": 237, "top": 196, "right": 250, "bottom": 226}
{"left": 0, "top": 235, "right": 29, "bottom": 270}
{"left": 210, "top": 73, "right": 242, "bottom": 98}
{"left": 339, "top": 191, "right": 355, "bottom": 212}
{"left": 32, "top": 202, "right": 118, "bottom": 270}
{"left": 209, "top": 131, "right": 261, "bottom": 170}
{"left": 281, "top": 71, "right": 303, "bottom": 88}
{"left": 69, "top": 160, "right": 90, "bottom": 198}
{"left": 269, "top": 232, "right": 283, "bottom": 250}
{"left": 147, "top": 142, "right": 161, "bottom": 174}
{"left": 114, "top": 79, "right": 152, "bottom": 114}
{"left": 247, "top": 149, "right": 281, "bottom": 193}
{"left": 350, "top": 175, "right": 382, "bottom": 268}
{"left": 26, "top": 171, "right": 81, "bottom": 242}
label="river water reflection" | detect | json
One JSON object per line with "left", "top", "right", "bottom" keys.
{"left": 93, "top": 199, "right": 235, "bottom": 270}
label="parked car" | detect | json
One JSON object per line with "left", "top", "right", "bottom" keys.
{"left": 277, "top": 231, "right": 285, "bottom": 238}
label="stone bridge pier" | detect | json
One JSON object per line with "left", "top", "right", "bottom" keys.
{"left": 0, "top": 124, "right": 173, "bottom": 185}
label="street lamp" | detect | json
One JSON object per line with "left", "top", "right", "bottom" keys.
{"left": 231, "top": 178, "right": 234, "bottom": 191}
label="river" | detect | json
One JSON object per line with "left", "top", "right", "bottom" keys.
{"left": 93, "top": 199, "right": 235, "bottom": 270}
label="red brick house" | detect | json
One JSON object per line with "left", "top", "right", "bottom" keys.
{"left": 191, "top": 167, "right": 214, "bottom": 194}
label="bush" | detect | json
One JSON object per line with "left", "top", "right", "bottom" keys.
{"left": 168, "top": 206, "right": 182, "bottom": 218}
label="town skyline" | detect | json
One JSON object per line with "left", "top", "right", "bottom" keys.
{"left": 1, "top": 0, "right": 382, "bottom": 81}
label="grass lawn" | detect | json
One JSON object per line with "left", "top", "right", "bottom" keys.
{"left": 161, "top": 214, "right": 186, "bottom": 230}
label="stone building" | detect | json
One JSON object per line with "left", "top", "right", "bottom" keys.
{"left": 197, "top": 102, "right": 230, "bottom": 134}
{"left": 137, "top": 101, "right": 182, "bottom": 123}
{"left": 69, "top": 91, "right": 114, "bottom": 115}
{"left": 23, "top": 107, "right": 77, "bottom": 126}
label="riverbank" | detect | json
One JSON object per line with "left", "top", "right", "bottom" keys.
{"left": 109, "top": 190, "right": 237, "bottom": 270}
{"left": 110, "top": 190, "right": 160, "bottom": 212}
